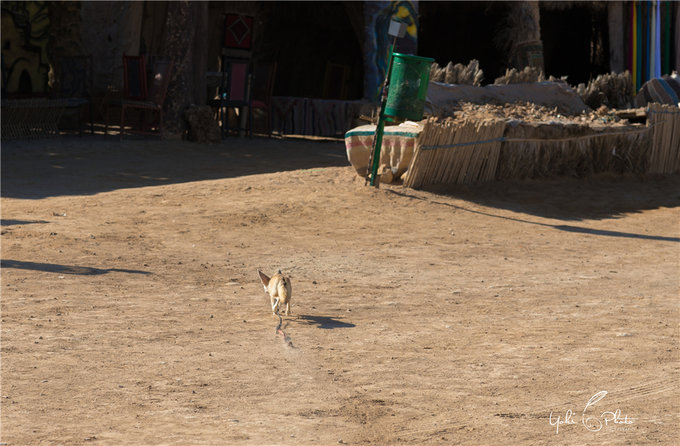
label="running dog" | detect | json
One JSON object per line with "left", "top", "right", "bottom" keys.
{"left": 257, "top": 269, "right": 292, "bottom": 316}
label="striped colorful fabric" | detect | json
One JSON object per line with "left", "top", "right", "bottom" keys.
{"left": 627, "top": 1, "right": 677, "bottom": 94}
{"left": 634, "top": 76, "right": 680, "bottom": 107}
{"left": 664, "top": 76, "right": 680, "bottom": 98}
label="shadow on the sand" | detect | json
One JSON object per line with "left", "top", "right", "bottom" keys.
{"left": 296, "top": 314, "right": 356, "bottom": 330}
{"left": 387, "top": 174, "right": 680, "bottom": 223}
{"left": 1, "top": 259, "right": 151, "bottom": 275}
{"left": 1, "top": 135, "right": 348, "bottom": 199}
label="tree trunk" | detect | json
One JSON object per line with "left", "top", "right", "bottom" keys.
{"left": 497, "top": 1, "right": 544, "bottom": 72}
{"left": 160, "top": 1, "right": 208, "bottom": 139}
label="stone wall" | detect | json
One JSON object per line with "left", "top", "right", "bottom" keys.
{"left": 80, "top": 1, "right": 143, "bottom": 91}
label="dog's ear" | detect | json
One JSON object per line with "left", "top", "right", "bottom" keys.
{"left": 257, "top": 269, "right": 270, "bottom": 287}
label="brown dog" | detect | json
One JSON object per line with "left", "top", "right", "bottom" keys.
{"left": 257, "top": 269, "right": 292, "bottom": 316}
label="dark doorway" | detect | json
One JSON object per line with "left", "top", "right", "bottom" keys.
{"left": 418, "top": 1, "right": 509, "bottom": 84}
{"left": 259, "top": 2, "right": 364, "bottom": 100}
{"left": 540, "top": 4, "right": 610, "bottom": 85}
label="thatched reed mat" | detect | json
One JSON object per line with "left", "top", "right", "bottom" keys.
{"left": 497, "top": 122, "right": 651, "bottom": 180}
{"left": 648, "top": 103, "right": 680, "bottom": 175}
{"left": 403, "top": 118, "right": 505, "bottom": 188}
{"left": 405, "top": 104, "right": 680, "bottom": 189}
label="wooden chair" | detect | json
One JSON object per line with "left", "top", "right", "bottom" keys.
{"left": 123, "top": 54, "right": 148, "bottom": 100}
{"left": 251, "top": 61, "right": 277, "bottom": 137}
{"left": 208, "top": 56, "right": 252, "bottom": 138}
{"left": 105, "top": 54, "right": 147, "bottom": 135}
{"left": 120, "top": 59, "right": 172, "bottom": 139}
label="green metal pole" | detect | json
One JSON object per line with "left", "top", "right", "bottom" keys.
{"left": 369, "top": 118, "right": 386, "bottom": 186}
{"left": 368, "top": 39, "right": 397, "bottom": 187}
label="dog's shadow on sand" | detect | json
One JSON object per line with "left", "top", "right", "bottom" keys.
{"left": 295, "top": 314, "right": 356, "bottom": 330}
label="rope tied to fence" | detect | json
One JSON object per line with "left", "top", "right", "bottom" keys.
{"left": 646, "top": 106, "right": 680, "bottom": 115}
{"left": 420, "top": 123, "right": 659, "bottom": 151}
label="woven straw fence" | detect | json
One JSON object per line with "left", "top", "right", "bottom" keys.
{"left": 497, "top": 126, "right": 652, "bottom": 179}
{"left": 647, "top": 103, "right": 680, "bottom": 174}
{"left": 403, "top": 118, "right": 505, "bottom": 188}
{"left": 404, "top": 106, "right": 679, "bottom": 189}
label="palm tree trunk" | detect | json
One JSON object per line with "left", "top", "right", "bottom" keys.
{"left": 161, "top": 1, "right": 208, "bottom": 139}
{"left": 498, "top": 1, "right": 544, "bottom": 72}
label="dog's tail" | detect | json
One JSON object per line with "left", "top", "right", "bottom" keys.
{"left": 277, "top": 276, "right": 291, "bottom": 302}
{"left": 278, "top": 280, "right": 288, "bottom": 298}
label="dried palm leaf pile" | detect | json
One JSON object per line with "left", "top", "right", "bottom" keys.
{"left": 429, "top": 60, "right": 484, "bottom": 86}
{"left": 404, "top": 101, "right": 679, "bottom": 189}
{"left": 576, "top": 71, "right": 635, "bottom": 109}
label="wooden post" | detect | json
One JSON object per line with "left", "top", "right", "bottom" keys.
{"left": 608, "top": 1, "right": 625, "bottom": 73}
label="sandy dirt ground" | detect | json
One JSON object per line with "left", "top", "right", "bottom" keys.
{"left": 1, "top": 135, "right": 678, "bottom": 445}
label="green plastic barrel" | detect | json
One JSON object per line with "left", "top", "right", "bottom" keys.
{"left": 384, "top": 53, "right": 434, "bottom": 121}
